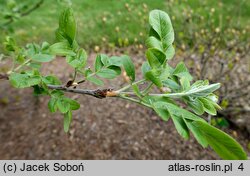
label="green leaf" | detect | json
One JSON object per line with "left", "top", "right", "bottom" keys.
{"left": 32, "top": 54, "right": 54, "bottom": 62}
{"left": 57, "top": 98, "right": 70, "bottom": 113}
{"left": 153, "top": 101, "right": 170, "bottom": 121}
{"left": 33, "top": 85, "right": 47, "bottom": 96}
{"left": 100, "top": 54, "right": 109, "bottom": 66}
{"left": 165, "top": 45, "right": 175, "bottom": 60}
{"left": 9, "top": 73, "right": 41, "bottom": 88}
{"left": 146, "top": 48, "right": 166, "bottom": 68}
{"left": 96, "top": 68, "right": 118, "bottom": 79}
{"left": 145, "top": 69, "right": 162, "bottom": 88}
{"left": 94, "top": 54, "right": 104, "bottom": 72}
{"left": 146, "top": 36, "right": 163, "bottom": 51}
{"left": 172, "top": 115, "right": 189, "bottom": 139}
{"left": 66, "top": 48, "right": 87, "bottom": 69}
{"left": 108, "top": 65, "right": 121, "bottom": 75}
{"left": 51, "top": 90, "right": 64, "bottom": 98}
{"left": 120, "top": 55, "right": 135, "bottom": 82}
{"left": 49, "top": 42, "right": 75, "bottom": 56}
{"left": 132, "top": 84, "right": 142, "bottom": 98}
{"left": 199, "top": 97, "right": 217, "bottom": 115}
{"left": 58, "top": 8, "right": 76, "bottom": 44}
{"left": 4, "top": 36, "right": 17, "bottom": 52}
{"left": 160, "top": 102, "right": 205, "bottom": 122}
{"left": 159, "top": 66, "right": 171, "bottom": 81}
{"left": 162, "top": 79, "right": 180, "bottom": 91}
{"left": 149, "top": 10, "right": 174, "bottom": 50}
{"left": 180, "top": 77, "right": 190, "bottom": 91}
{"left": 29, "top": 62, "right": 42, "bottom": 69}
{"left": 189, "top": 83, "right": 221, "bottom": 97}
{"left": 193, "top": 121, "right": 247, "bottom": 160}
{"left": 85, "top": 69, "right": 104, "bottom": 86}
{"left": 64, "top": 98, "right": 80, "bottom": 110}
{"left": 141, "top": 61, "right": 151, "bottom": 77}
{"left": 172, "top": 62, "right": 192, "bottom": 80}
{"left": 162, "top": 83, "right": 221, "bottom": 98}
{"left": 149, "top": 27, "right": 161, "bottom": 40}
{"left": 48, "top": 97, "right": 57, "bottom": 113}
{"left": 42, "top": 75, "right": 61, "bottom": 85}
{"left": 187, "top": 98, "right": 204, "bottom": 115}
{"left": 41, "top": 42, "right": 50, "bottom": 51}
{"left": 9, "top": 73, "right": 28, "bottom": 88}
{"left": 87, "top": 76, "right": 104, "bottom": 86}
{"left": 64, "top": 110, "right": 72, "bottom": 133}
{"left": 108, "top": 56, "right": 123, "bottom": 66}
{"left": 27, "top": 76, "right": 41, "bottom": 86}
{"left": 185, "top": 119, "right": 208, "bottom": 147}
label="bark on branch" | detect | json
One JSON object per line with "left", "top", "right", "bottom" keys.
{"left": 0, "top": 73, "right": 9, "bottom": 80}
{"left": 2, "top": 0, "right": 44, "bottom": 26}
{"left": 47, "top": 85, "right": 117, "bottom": 99}
{"left": 0, "top": 74, "right": 118, "bottom": 99}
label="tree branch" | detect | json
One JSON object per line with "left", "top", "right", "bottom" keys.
{"left": 2, "top": 0, "right": 44, "bottom": 26}
{"left": 20, "top": 0, "right": 44, "bottom": 17}
{"left": 0, "top": 73, "right": 9, "bottom": 80}
{"left": 47, "top": 85, "right": 117, "bottom": 99}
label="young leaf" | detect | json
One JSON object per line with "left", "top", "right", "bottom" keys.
{"left": 192, "top": 121, "right": 247, "bottom": 160}
{"left": 162, "top": 83, "right": 221, "bottom": 98}
{"left": 149, "top": 10, "right": 174, "bottom": 50}
{"left": 27, "top": 76, "right": 41, "bottom": 86}
{"left": 187, "top": 98, "right": 204, "bottom": 115}
{"left": 121, "top": 55, "right": 135, "bottom": 82}
{"left": 9, "top": 73, "right": 29, "bottom": 88}
{"left": 145, "top": 69, "right": 162, "bottom": 88}
{"left": 172, "top": 62, "right": 192, "bottom": 81}
{"left": 146, "top": 36, "right": 163, "bottom": 51}
{"left": 94, "top": 54, "right": 104, "bottom": 72}
{"left": 165, "top": 45, "right": 175, "bottom": 60}
{"left": 132, "top": 84, "right": 142, "bottom": 98}
{"left": 199, "top": 97, "right": 217, "bottom": 115}
{"left": 32, "top": 54, "right": 54, "bottom": 62}
{"left": 48, "top": 97, "right": 57, "bottom": 113}
{"left": 64, "top": 110, "right": 72, "bottom": 133}
{"left": 108, "top": 56, "right": 123, "bottom": 67}
{"left": 42, "top": 75, "right": 62, "bottom": 85}
{"left": 184, "top": 119, "right": 208, "bottom": 147}
{"left": 57, "top": 98, "right": 70, "bottom": 114}
{"left": 9, "top": 73, "right": 40, "bottom": 88}
{"left": 141, "top": 61, "right": 151, "bottom": 77}
{"left": 87, "top": 76, "right": 104, "bottom": 86}
{"left": 58, "top": 8, "right": 76, "bottom": 44}
{"left": 64, "top": 98, "right": 80, "bottom": 110}
{"left": 146, "top": 48, "right": 166, "bottom": 68}
{"left": 41, "top": 42, "right": 50, "bottom": 51}
{"left": 172, "top": 115, "right": 190, "bottom": 139}
{"left": 96, "top": 68, "right": 118, "bottom": 79}
{"left": 146, "top": 36, "right": 164, "bottom": 51}
{"left": 162, "top": 79, "right": 180, "bottom": 91}
{"left": 153, "top": 101, "right": 170, "bottom": 121}
{"left": 108, "top": 65, "right": 121, "bottom": 75}
{"left": 180, "top": 77, "right": 190, "bottom": 91}
{"left": 49, "top": 42, "right": 75, "bottom": 56}
{"left": 160, "top": 102, "right": 205, "bottom": 122}
{"left": 85, "top": 69, "right": 104, "bottom": 86}
{"left": 66, "top": 48, "right": 87, "bottom": 69}
{"left": 100, "top": 54, "right": 109, "bottom": 66}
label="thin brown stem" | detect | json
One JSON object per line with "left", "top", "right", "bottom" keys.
{"left": 47, "top": 85, "right": 115, "bottom": 99}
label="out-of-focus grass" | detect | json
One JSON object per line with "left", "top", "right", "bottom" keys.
{"left": 1, "top": 0, "right": 165, "bottom": 49}
{"left": 0, "top": 0, "right": 249, "bottom": 50}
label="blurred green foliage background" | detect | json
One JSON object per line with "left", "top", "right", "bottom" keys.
{"left": 0, "top": 0, "right": 249, "bottom": 50}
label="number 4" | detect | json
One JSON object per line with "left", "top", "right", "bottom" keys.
{"left": 238, "top": 163, "right": 244, "bottom": 171}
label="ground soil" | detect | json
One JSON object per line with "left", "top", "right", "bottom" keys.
{"left": 0, "top": 53, "right": 249, "bottom": 159}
